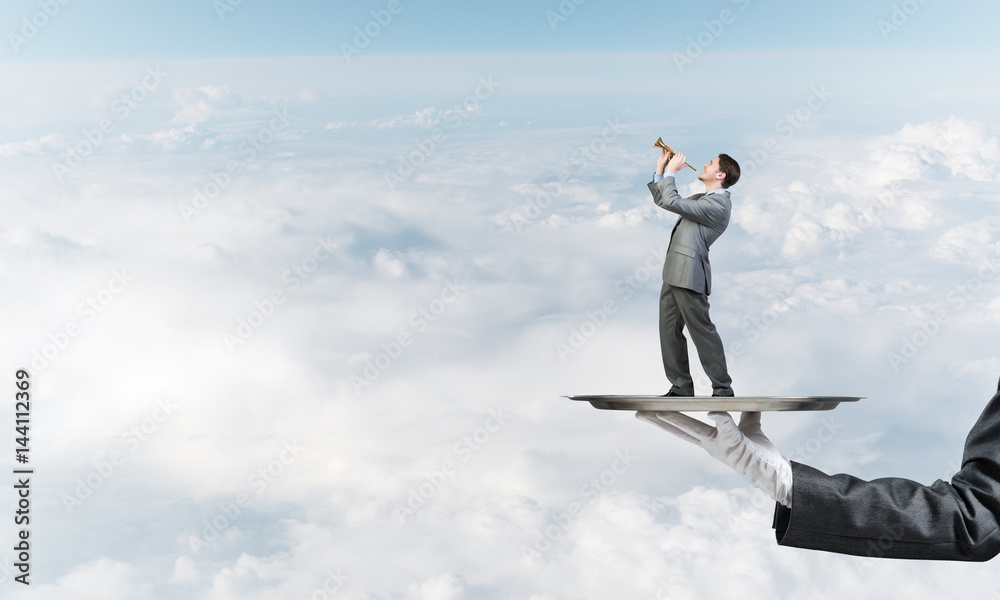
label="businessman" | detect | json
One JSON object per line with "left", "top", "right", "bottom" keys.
{"left": 649, "top": 149, "right": 741, "bottom": 397}
{"left": 636, "top": 375, "right": 1000, "bottom": 561}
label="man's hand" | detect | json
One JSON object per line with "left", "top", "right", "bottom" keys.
{"left": 636, "top": 410, "right": 793, "bottom": 507}
{"left": 656, "top": 148, "right": 672, "bottom": 175}
{"left": 666, "top": 151, "right": 689, "bottom": 174}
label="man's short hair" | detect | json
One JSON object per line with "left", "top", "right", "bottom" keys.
{"left": 718, "top": 153, "right": 741, "bottom": 188}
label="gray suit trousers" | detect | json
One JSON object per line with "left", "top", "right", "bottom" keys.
{"left": 773, "top": 378, "right": 1000, "bottom": 561}
{"left": 658, "top": 282, "right": 733, "bottom": 396}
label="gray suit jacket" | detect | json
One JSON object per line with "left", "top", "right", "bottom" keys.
{"left": 773, "top": 378, "right": 1000, "bottom": 561}
{"left": 648, "top": 177, "right": 731, "bottom": 295}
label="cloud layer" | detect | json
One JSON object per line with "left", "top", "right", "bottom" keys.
{"left": 1, "top": 56, "right": 999, "bottom": 599}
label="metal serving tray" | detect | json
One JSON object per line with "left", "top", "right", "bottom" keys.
{"left": 566, "top": 395, "right": 863, "bottom": 412}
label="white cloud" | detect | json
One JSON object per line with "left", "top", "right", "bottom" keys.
{"left": 6, "top": 60, "right": 1000, "bottom": 600}
{"left": 373, "top": 248, "right": 408, "bottom": 278}
{"left": 374, "top": 107, "right": 440, "bottom": 129}
{"left": 346, "top": 103, "right": 486, "bottom": 131}
{"left": 11, "top": 558, "right": 154, "bottom": 600}
{"left": 170, "top": 86, "right": 243, "bottom": 124}
{"left": 0, "top": 133, "right": 63, "bottom": 157}
{"left": 169, "top": 555, "right": 202, "bottom": 586}
{"left": 325, "top": 121, "right": 355, "bottom": 130}
{"left": 299, "top": 88, "right": 319, "bottom": 103}
{"left": 735, "top": 117, "right": 1000, "bottom": 260}
{"left": 121, "top": 123, "right": 216, "bottom": 152}
{"left": 883, "top": 116, "right": 1000, "bottom": 181}
{"left": 930, "top": 219, "right": 1000, "bottom": 262}
{"left": 781, "top": 219, "right": 826, "bottom": 260}
{"left": 409, "top": 573, "right": 467, "bottom": 600}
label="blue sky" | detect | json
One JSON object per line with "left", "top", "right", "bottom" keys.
{"left": 1, "top": 0, "right": 997, "bottom": 60}
{"left": 1, "top": 2, "right": 999, "bottom": 599}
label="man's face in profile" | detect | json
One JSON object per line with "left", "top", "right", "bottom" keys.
{"left": 698, "top": 157, "right": 725, "bottom": 186}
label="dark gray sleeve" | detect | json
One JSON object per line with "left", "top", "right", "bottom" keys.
{"left": 772, "top": 382, "right": 1000, "bottom": 561}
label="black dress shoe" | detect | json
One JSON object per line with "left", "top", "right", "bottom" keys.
{"left": 663, "top": 390, "right": 694, "bottom": 397}
{"left": 712, "top": 392, "right": 735, "bottom": 397}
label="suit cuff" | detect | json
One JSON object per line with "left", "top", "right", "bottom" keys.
{"left": 653, "top": 173, "right": 672, "bottom": 183}
{"left": 772, "top": 501, "right": 792, "bottom": 543}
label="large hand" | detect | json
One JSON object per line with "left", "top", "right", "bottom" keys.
{"left": 636, "top": 411, "right": 793, "bottom": 507}
{"left": 666, "top": 151, "right": 689, "bottom": 174}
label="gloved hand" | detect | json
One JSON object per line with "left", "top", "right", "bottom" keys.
{"left": 636, "top": 411, "right": 793, "bottom": 507}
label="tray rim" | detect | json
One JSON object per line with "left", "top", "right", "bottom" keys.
{"left": 565, "top": 395, "right": 864, "bottom": 412}
{"left": 565, "top": 395, "right": 864, "bottom": 400}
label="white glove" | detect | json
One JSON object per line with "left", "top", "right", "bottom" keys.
{"left": 636, "top": 411, "right": 793, "bottom": 507}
